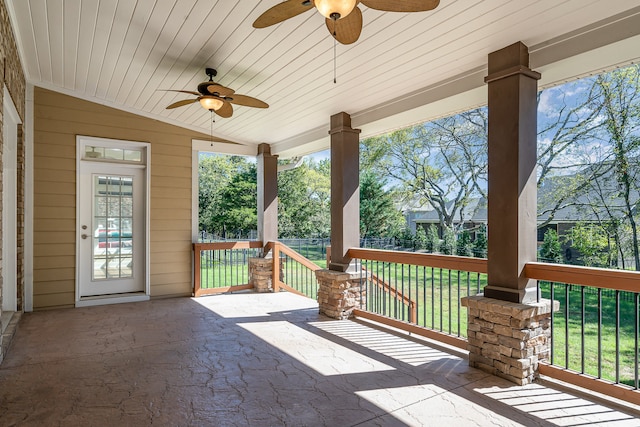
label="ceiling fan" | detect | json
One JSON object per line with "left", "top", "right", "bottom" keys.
{"left": 253, "top": 0, "right": 440, "bottom": 45}
{"left": 163, "top": 68, "right": 268, "bottom": 118}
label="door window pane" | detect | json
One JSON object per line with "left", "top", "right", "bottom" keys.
{"left": 92, "top": 175, "right": 134, "bottom": 280}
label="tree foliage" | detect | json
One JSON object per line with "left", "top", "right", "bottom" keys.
{"left": 426, "top": 224, "right": 440, "bottom": 253}
{"left": 214, "top": 165, "right": 257, "bottom": 237}
{"left": 563, "top": 223, "right": 612, "bottom": 267}
{"left": 199, "top": 155, "right": 256, "bottom": 237}
{"left": 414, "top": 226, "right": 428, "bottom": 250}
{"left": 278, "top": 158, "right": 331, "bottom": 238}
{"left": 441, "top": 227, "right": 456, "bottom": 255}
{"left": 540, "top": 229, "right": 563, "bottom": 263}
{"left": 539, "top": 64, "right": 640, "bottom": 269}
{"left": 456, "top": 230, "right": 473, "bottom": 257}
{"left": 359, "top": 171, "right": 405, "bottom": 238}
{"left": 472, "top": 224, "right": 487, "bottom": 258}
{"left": 360, "top": 109, "right": 488, "bottom": 231}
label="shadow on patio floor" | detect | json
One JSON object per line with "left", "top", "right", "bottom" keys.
{"left": 0, "top": 292, "right": 638, "bottom": 426}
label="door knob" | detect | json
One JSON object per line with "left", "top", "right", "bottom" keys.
{"left": 81, "top": 234, "right": 88, "bottom": 239}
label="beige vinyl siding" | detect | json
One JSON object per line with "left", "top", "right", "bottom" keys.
{"left": 33, "top": 87, "right": 217, "bottom": 309}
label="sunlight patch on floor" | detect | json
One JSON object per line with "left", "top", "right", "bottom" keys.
{"left": 238, "top": 320, "right": 395, "bottom": 376}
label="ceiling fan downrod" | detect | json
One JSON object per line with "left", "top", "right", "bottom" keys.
{"left": 205, "top": 68, "right": 217, "bottom": 81}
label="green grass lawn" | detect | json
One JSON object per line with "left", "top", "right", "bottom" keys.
{"left": 540, "top": 282, "right": 639, "bottom": 387}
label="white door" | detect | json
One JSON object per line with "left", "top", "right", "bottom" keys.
{"left": 78, "top": 162, "right": 145, "bottom": 297}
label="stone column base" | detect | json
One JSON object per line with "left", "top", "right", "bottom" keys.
{"left": 461, "top": 295, "right": 559, "bottom": 385}
{"left": 315, "top": 269, "right": 367, "bottom": 320}
{"left": 249, "top": 257, "right": 274, "bottom": 293}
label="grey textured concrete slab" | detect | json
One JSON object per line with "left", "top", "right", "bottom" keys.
{"left": 0, "top": 292, "right": 638, "bottom": 426}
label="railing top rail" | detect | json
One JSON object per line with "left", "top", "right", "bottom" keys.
{"left": 272, "top": 241, "right": 322, "bottom": 271}
{"left": 347, "top": 247, "right": 487, "bottom": 274}
{"left": 193, "top": 241, "right": 263, "bottom": 251}
{"left": 525, "top": 261, "right": 640, "bottom": 293}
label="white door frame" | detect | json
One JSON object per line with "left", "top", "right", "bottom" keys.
{"left": 2, "top": 87, "right": 21, "bottom": 313}
{"left": 75, "top": 136, "right": 150, "bottom": 307}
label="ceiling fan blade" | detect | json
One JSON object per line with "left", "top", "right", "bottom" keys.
{"left": 326, "top": 6, "right": 362, "bottom": 45}
{"left": 226, "top": 94, "right": 269, "bottom": 109}
{"left": 360, "top": 0, "right": 439, "bottom": 12}
{"left": 215, "top": 102, "right": 233, "bottom": 118}
{"left": 166, "top": 99, "right": 198, "bottom": 109}
{"left": 162, "top": 89, "right": 201, "bottom": 96}
{"left": 253, "top": 0, "right": 314, "bottom": 28}
{"left": 207, "top": 84, "right": 235, "bottom": 97}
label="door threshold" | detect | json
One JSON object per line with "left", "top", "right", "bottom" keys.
{"left": 76, "top": 292, "right": 149, "bottom": 307}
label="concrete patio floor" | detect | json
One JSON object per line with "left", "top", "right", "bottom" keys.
{"left": 0, "top": 292, "right": 638, "bottom": 426}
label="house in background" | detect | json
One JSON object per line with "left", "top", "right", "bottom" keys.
{"left": 403, "top": 160, "right": 640, "bottom": 264}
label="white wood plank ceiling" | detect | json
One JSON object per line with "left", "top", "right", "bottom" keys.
{"left": 7, "top": 0, "right": 640, "bottom": 156}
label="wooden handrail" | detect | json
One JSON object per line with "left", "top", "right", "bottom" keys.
{"left": 192, "top": 240, "right": 263, "bottom": 297}
{"left": 275, "top": 242, "right": 322, "bottom": 272}
{"left": 193, "top": 241, "right": 263, "bottom": 252}
{"left": 347, "top": 248, "right": 487, "bottom": 274}
{"left": 524, "top": 262, "right": 640, "bottom": 293}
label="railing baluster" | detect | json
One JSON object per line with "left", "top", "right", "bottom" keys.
{"left": 633, "top": 292, "right": 640, "bottom": 390}
{"left": 448, "top": 269, "right": 452, "bottom": 335}
{"left": 439, "top": 268, "right": 443, "bottom": 332}
{"left": 423, "top": 266, "right": 427, "bottom": 328}
{"left": 616, "top": 290, "right": 620, "bottom": 384}
{"left": 565, "top": 283, "right": 569, "bottom": 369}
{"left": 457, "top": 270, "right": 461, "bottom": 337}
{"left": 598, "top": 287, "right": 602, "bottom": 379}
{"left": 581, "top": 285, "right": 585, "bottom": 374}
{"left": 431, "top": 267, "right": 435, "bottom": 330}
{"left": 550, "top": 282, "right": 555, "bottom": 366}
{"left": 401, "top": 264, "right": 406, "bottom": 321}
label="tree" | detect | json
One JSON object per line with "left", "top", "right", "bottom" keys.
{"left": 537, "top": 65, "right": 640, "bottom": 270}
{"left": 360, "top": 108, "right": 488, "bottom": 231}
{"left": 213, "top": 165, "right": 257, "bottom": 237}
{"left": 414, "top": 226, "right": 428, "bottom": 250}
{"left": 426, "top": 224, "right": 440, "bottom": 253}
{"left": 563, "top": 222, "right": 612, "bottom": 267}
{"left": 472, "top": 224, "right": 487, "bottom": 258}
{"left": 540, "top": 229, "right": 563, "bottom": 263}
{"left": 456, "top": 230, "right": 473, "bottom": 257}
{"left": 278, "top": 158, "right": 331, "bottom": 238}
{"left": 199, "top": 155, "right": 255, "bottom": 236}
{"left": 359, "top": 171, "right": 405, "bottom": 238}
{"left": 441, "top": 226, "right": 456, "bottom": 255}
{"left": 398, "top": 226, "right": 414, "bottom": 249}
{"left": 592, "top": 65, "right": 640, "bottom": 270}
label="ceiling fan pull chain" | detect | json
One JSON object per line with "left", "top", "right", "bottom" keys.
{"left": 210, "top": 110, "right": 215, "bottom": 147}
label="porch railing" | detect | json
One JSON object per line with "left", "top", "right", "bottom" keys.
{"left": 193, "top": 241, "right": 263, "bottom": 296}
{"left": 345, "top": 248, "right": 487, "bottom": 349}
{"left": 524, "top": 262, "right": 640, "bottom": 404}
{"left": 264, "top": 241, "right": 322, "bottom": 299}
{"left": 192, "top": 241, "right": 639, "bottom": 405}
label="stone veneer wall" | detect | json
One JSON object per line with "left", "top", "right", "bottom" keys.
{"left": 462, "top": 295, "right": 558, "bottom": 385}
{"left": 0, "top": 0, "right": 27, "bottom": 363}
{"left": 315, "top": 270, "right": 366, "bottom": 320}
{"left": 248, "top": 257, "right": 284, "bottom": 293}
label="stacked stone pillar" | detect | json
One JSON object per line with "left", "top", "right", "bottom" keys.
{"left": 462, "top": 295, "right": 558, "bottom": 385}
{"left": 316, "top": 270, "right": 367, "bottom": 320}
{"left": 248, "top": 257, "right": 283, "bottom": 293}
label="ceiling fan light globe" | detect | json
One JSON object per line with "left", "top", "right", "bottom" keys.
{"left": 315, "top": 0, "right": 356, "bottom": 20}
{"left": 199, "top": 97, "right": 224, "bottom": 111}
